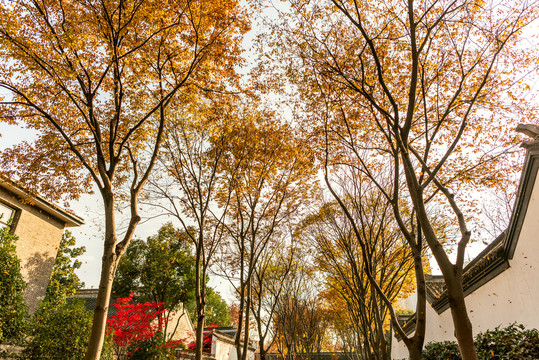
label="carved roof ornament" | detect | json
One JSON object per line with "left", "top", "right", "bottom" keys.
{"left": 516, "top": 124, "right": 539, "bottom": 148}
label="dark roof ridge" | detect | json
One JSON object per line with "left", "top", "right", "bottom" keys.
{"left": 463, "top": 231, "right": 506, "bottom": 273}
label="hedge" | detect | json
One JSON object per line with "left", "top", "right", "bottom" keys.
{"left": 422, "top": 324, "right": 539, "bottom": 360}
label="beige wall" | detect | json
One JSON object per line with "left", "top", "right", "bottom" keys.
{"left": 391, "top": 172, "right": 539, "bottom": 359}
{"left": 166, "top": 304, "right": 195, "bottom": 343}
{"left": 0, "top": 187, "right": 65, "bottom": 313}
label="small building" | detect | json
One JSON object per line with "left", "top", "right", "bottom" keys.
{"left": 0, "top": 177, "right": 84, "bottom": 313}
{"left": 391, "top": 126, "right": 539, "bottom": 359}
{"left": 206, "top": 327, "right": 256, "bottom": 360}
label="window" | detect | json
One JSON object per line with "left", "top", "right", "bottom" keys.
{"left": 0, "top": 201, "right": 15, "bottom": 229}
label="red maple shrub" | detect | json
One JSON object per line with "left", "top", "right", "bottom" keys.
{"left": 107, "top": 292, "right": 164, "bottom": 348}
{"left": 107, "top": 292, "right": 187, "bottom": 358}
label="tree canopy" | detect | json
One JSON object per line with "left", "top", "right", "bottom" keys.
{"left": 113, "top": 223, "right": 196, "bottom": 309}
{"left": 0, "top": 0, "right": 249, "bottom": 357}
{"left": 1, "top": 0, "right": 538, "bottom": 358}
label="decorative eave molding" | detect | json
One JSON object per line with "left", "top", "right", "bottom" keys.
{"left": 503, "top": 141, "right": 539, "bottom": 260}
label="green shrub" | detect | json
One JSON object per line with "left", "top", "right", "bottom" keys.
{"left": 128, "top": 337, "right": 184, "bottom": 360}
{"left": 475, "top": 323, "right": 539, "bottom": 360}
{"left": 421, "top": 324, "right": 539, "bottom": 360}
{"left": 422, "top": 340, "right": 461, "bottom": 360}
{"left": 24, "top": 299, "right": 113, "bottom": 360}
{"left": 0, "top": 226, "right": 28, "bottom": 343}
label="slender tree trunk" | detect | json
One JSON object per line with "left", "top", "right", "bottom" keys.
{"left": 85, "top": 193, "right": 117, "bottom": 360}
{"left": 85, "top": 255, "right": 116, "bottom": 360}
{"left": 235, "top": 239, "right": 246, "bottom": 360}
{"left": 379, "top": 321, "right": 388, "bottom": 360}
{"left": 195, "top": 242, "right": 206, "bottom": 360}
{"left": 407, "top": 344, "right": 422, "bottom": 360}
{"left": 235, "top": 285, "right": 245, "bottom": 360}
{"left": 407, "top": 245, "right": 427, "bottom": 360}
{"left": 241, "top": 278, "right": 252, "bottom": 360}
{"left": 400, "top": 151, "right": 477, "bottom": 360}
{"left": 255, "top": 304, "right": 267, "bottom": 360}
{"left": 431, "top": 252, "right": 477, "bottom": 360}
{"left": 447, "top": 282, "right": 478, "bottom": 360}
{"left": 195, "top": 308, "right": 205, "bottom": 360}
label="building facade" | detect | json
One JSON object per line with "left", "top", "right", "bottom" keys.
{"left": 0, "top": 177, "right": 84, "bottom": 312}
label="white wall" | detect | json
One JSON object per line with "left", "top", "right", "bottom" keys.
{"left": 213, "top": 337, "right": 236, "bottom": 360}
{"left": 391, "top": 162, "right": 539, "bottom": 359}
{"left": 211, "top": 333, "right": 255, "bottom": 360}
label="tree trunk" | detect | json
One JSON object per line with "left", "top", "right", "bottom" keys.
{"left": 85, "top": 193, "right": 117, "bottom": 360}
{"left": 235, "top": 241, "right": 246, "bottom": 360}
{"left": 400, "top": 151, "right": 477, "bottom": 360}
{"left": 256, "top": 309, "right": 267, "bottom": 360}
{"left": 447, "top": 284, "right": 478, "bottom": 360}
{"left": 434, "top": 257, "right": 477, "bottom": 360}
{"left": 408, "top": 245, "right": 426, "bottom": 359}
{"left": 195, "top": 310, "right": 205, "bottom": 360}
{"left": 407, "top": 343, "right": 422, "bottom": 360}
{"left": 85, "top": 257, "right": 116, "bottom": 360}
{"left": 195, "top": 242, "right": 205, "bottom": 360}
{"left": 379, "top": 323, "right": 388, "bottom": 360}
{"left": 241, "top": 278, "right": 252, "bottom": 360}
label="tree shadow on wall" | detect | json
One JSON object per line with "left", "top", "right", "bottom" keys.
{"left": 23, "top": 251, "right": 55, "bottom": 312}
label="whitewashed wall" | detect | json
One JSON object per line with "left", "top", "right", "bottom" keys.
{"left": 211, "top": 332, "right": 255, "bottom": 360}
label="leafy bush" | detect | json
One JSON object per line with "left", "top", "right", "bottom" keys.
{"left": 421, "top": 324, "right": 539, "bottom": 360}
{"left": 107, "top": 293, "right": 186, "bottom": 359}
{"left": 45, "top": 230, "right": 86, "bottom": 303}
{"left": 128, "top": 336, "right": 184, "bottom": 360}
{"left": 107, "top": 293, "right": 167, "bottom": 358}
{"left": 475, "top": 323, "right": 539, "bottom": 359}
{"left": 422, "top": 340, "right": 461, "bottom": 360}
{"left": 0, "top": 226, "right": 28, "bottom": 342}
{"left": 24, "top": 299, "right": 113, "bottom": 360}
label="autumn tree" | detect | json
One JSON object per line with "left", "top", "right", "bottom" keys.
{"left": 150, "top": 95, "right": 317, "bottom": 360}
{"left": 319, "top": 148, "right": 433, "bottom": 360}
{"left": 216, "top": 105, "right": 318, "bottom": 360}
{"left": 272, "top": 263, "right": 327, "bottom": 360}
{"left": 266, "top": 0, "right": 539, "bottom": 358}
{"left": 148, "top": 96, "right": 241, "bottom": 360}
{"left": 298, "top": 191, "right": 416, "bottom": 360}
{"left": 0, "top": 0, "right": 248, "bottom": 358}
{"left": 250, "top": 242, "right": 295, "bottom": 360}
